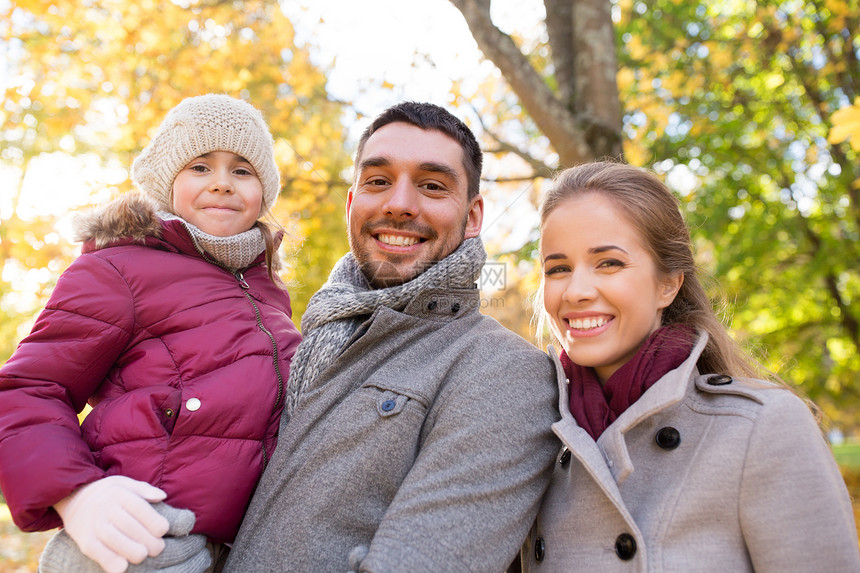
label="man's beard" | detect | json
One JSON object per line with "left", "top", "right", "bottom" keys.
{"left": 349, "top": 216, "right": 467, "bottom": 289}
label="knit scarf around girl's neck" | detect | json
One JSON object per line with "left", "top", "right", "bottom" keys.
{"left": 158, "top": 211, "right": 265, "bottom": 271}
{"left": 560, "top": 324, "right": 696, "bottom": 441}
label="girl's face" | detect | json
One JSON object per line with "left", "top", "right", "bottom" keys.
{"left": 172, "top": 151, "right": 263, "bottom": 237}
{"left": 541, "top": 192, "right": 682, "bottom": 382}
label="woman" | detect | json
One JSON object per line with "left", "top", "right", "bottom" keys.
{"left": 520, "top": 161, "right": 859, "bottom": 571}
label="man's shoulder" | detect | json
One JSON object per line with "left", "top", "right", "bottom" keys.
{"left": 448, "top": 312, "right": 555, "bottom": 378}
{"left": 467, "top": 312, "right": 545, "bottom": 352}
{"left": 431, "top": 313, "right": 558, "bottom": 422}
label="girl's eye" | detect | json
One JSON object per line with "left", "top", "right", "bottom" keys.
{"left": 190, "top": 164, "right": 209, "bottom": 172}
{"left": 234, "top": 167, "right": 254, "bottom": 176}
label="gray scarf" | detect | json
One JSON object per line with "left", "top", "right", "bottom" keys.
{"left": 286, "top": 237, "right": 487, "bottom": 415}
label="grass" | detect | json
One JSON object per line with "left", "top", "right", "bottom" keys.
{"left": 833, "top": 441, "right": 860, "bottom": 469}
{"left": 834, "top": 442, "right": 860, "bottom": 537}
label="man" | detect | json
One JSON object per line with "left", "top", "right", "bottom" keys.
{"left": 224, "top": 102, "right": 559, "bottom": 572}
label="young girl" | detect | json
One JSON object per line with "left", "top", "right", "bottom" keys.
{"left": 0, "top": 94, "right": 301, "bottom": 572}
{"left": 520, "top": 161, "right": 859, "bottom": 571}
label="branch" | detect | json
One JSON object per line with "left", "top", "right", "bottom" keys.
{"left": 280, "top": 175, "right": 348, "bottom": 191}
{"left": 802, "top": 221, "right": 860, "bottom": 348}
{"left": 464, "top": 98, "right": 556, "bottom": 178}
{"left": 482, "top": 174, "right": 553, "bottom": 183}
{"left": 770, "top": 168, "right": 860, "bottom": 349}
{"left": 760, "top": 17, "right": 860, "bottom": 232}
{"left": 483, "top": 140, "right": 556, "bottom": 179}
{"left": 826, "top": 139, "right": 860, "bottom": 234}
{"left": 448, "top": 0, "right": 595, "bottom": 166}
{"left": 844, "top": 16, "right": 860, "bottom": 98}
{"left": 809, "top": 0, "right": 858, "bottom": 100}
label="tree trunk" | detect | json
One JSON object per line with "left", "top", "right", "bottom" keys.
{"left": 449, "top": 0, "right": 623, "bottom": 167}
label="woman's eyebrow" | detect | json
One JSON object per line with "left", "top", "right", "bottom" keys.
{"left": 588, "top": 245, "right": 628, "bottom": 255}
{"left": 543, "top": 253, "right": 567, "bottom": 263}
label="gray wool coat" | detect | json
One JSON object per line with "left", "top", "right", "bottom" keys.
{"left": 520, "top": 333, "right": 860, "bottom": 572}
{"left": 224, "top": 286, "right": 560, "bottom": 573}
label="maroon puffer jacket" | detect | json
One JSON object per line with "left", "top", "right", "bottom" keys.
{"left": 0, "top": 194, "right": 301, "bottom": 543}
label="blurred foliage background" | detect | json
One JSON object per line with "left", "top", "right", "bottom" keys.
{"left": 1, "top": 0, "right": 859, "bottom": 568}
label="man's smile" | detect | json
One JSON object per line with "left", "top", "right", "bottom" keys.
{"left": 375, "top": 233, "right": 424, "bottom": 247}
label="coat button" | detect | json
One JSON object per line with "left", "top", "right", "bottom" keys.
{"left": 185, "top": 397, "right": 201, "bottom": 411}
{"left": 707, "top": 374, "right": 733, "bottom": 385}
{"left": 615, "top": 533, "right": 637, "bottom": 560}
{"left": 381, "top": 399, "right": 396, "bottom": 412}
{"left": 559, "top": 448, "right": 572, "bottom": 465}
{"left": 655, "top": 427, "right": 681, "bottom": 450}
{"left": 534, "top": 536, "right": 545, "bottom": 562}
{"left": 451, "top": 302, "right": 461, "bottom": 313}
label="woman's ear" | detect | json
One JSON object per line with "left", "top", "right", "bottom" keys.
{"left": 658, "top": 272, "right": 684, "bottom": 309}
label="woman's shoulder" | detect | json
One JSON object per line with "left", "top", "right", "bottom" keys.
{"left": 690, "top": 372, "right": 817, "bottom": 425}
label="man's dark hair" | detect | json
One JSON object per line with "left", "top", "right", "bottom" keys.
{"left": 353, "top": 101, "right": 483, "bottom": 199}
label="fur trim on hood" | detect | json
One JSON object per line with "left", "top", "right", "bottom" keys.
{"left": 73, "top": 192, "right": 163, "bottom": 250}
{"left": 73, "top": 193, "right": 284, "bottom": 275}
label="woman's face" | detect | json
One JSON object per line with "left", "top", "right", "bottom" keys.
{"left": 541, "top": 192, "right": 682, "bottom": 382}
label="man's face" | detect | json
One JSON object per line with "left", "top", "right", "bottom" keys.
{"left": 347, "top": 122, "right": 483, "bottom": 289}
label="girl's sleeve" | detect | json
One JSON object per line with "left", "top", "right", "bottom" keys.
{"left": 740, "top": 389, "right": 860, "bottom": 572}
{"left": 0, "top": 253, "right": 135, "bottom": 531}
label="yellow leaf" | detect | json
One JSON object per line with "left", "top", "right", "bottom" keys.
{"left": 828, "top": 99, "right": 860, "bottom": 151}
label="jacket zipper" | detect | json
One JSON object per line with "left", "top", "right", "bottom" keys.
{"left": 187, "top": 237, "right": 284, "bottom": 470}
{"left": 234, "top": 270, "right": 285, "bottom": 471}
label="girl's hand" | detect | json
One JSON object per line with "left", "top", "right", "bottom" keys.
{"left": 39, "top": 502, "right": 209, "bottom": 573}
{"left": 53, "top": 476, "right": 169, "bottom": 573}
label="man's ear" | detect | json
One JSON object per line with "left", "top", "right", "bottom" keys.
{"left": 346, "top": 187, "right": 354, "bottom": 223}
{"left": 464, "top": 194, "right": 484, "bottom": 239}
{"left": 658, "top": 272, "right": 684, "bottom": 309}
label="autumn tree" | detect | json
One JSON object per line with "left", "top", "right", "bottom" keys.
{"left": 449, "top": 0, "right": 860, "bottom": 422}
{"left": 1, "top": 0, "right": 352, "bottom": 363}
{"left": 450, "top": 0, "right": 623, "bottom": 171}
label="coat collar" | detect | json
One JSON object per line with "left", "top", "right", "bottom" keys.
{"left": 550, "top": 332, "right": 709, "bottom": 486}
{"left": 548, "top": 343, "right": 628, "bottom": 512}
{"left": 73, "top": 192, "right": 280, "bottom": 269}
{"left": 401, "top": 287, "right": 481, "bottom": 322}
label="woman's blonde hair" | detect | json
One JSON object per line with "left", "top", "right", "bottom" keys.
{"left": 537, "top": 161, "right": 762, "bottom": 379}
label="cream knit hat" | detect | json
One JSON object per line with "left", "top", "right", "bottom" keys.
{"left": 132, "top": 94, "right": 280, "bottom": 213}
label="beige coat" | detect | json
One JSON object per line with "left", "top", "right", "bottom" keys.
{"left": 520, "top": 334, "right": 860, "bottom": 572}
